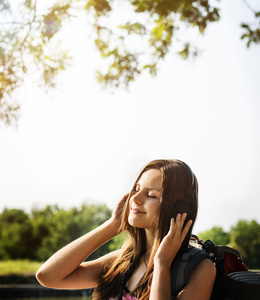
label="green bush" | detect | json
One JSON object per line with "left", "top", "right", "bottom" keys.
{"left": 0, "top": 202, "right": 115, "bottom": 261}
{"left": 199, "top": 220, "right": 260, "bottom": 269}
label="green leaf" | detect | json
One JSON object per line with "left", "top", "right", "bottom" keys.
{"left": 241, "top": 33, "right": 248, "bottom": 40}
{"left": 241, "top": 23, "right": 250, "bottom": 29}
{"left": 178, "top": 44, "right": 190, "bottom": 60}
{"left": 119, "top": 22, "right": 146, "bottom": 35}
{"left": 85, "top": 0, "right": 111, "bottom": 15}
{"left": 24, "top": 0, "right": 33, "bottom": 9}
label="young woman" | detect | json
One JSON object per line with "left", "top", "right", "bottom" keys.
{"left": 36, "top": 159, "right": 216, "bottom": 300}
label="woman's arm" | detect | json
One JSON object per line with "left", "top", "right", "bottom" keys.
{"left": 150, "top": 213, "right": 216, "bottom": 300}
{"left": 176, "top": 258, "right": 216, "bottom": 300}
{"left": 150, "top": 213, "right": 192, "bottom": 300}
{"left": 36, "top": 194, "right": 128, "bottom": 290}
{"left": 151, "top": 258, "right": 215, "bottom": 300}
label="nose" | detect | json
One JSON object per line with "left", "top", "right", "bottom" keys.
{"left": 131, "top": 190, "right": 144, "bottom": 205}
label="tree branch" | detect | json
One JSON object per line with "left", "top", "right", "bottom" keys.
{"left": 7, "top": 0, "right": 38, "bottom": 62}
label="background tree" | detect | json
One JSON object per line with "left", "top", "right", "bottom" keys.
{"left": 0, "top": 209, "right": 33, "bottom": 259}
{"left": 0, "top": 202, "right": 113, "bottom": 261}
{"left": 199, "top": 219, "right": 260, "bottom": 269}
{"left": 229, "top": 219, "right": 260, "bottom": 269}
{"left": 31, "top": 203, "right": 112, "bottom": 261}
{"left": 108, "top": 232, "right": 128, "bottom": 252}
{"left": 198, "top": 226, "right": 230, "bottom": 246}
{"left": 0, "top": 205, "right": 260, "bottom": 269}
{"left": 0, "top": 0, "right": 259, "bottom": 126}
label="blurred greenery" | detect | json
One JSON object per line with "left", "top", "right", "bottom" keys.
{"left": 0, "top": 260, "right": 42, "bottom": 275}
{"left": 229, "top": 220, "right": 260, "bottom": 269}
{"left": 0, "top": 202, "right": 113, "bottom": 262}
{"left": 0, "top": 202, "right": 259, "bottom": 270}
{"left": 199, "top": 219, "right": 260, "bottom": 269}
{"left": 0, "top": 0, "right": 259, "bottom": 125}
{"left": 198, "top": 226, "right": 231, "bottom": 246}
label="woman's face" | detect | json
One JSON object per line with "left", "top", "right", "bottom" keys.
{"left": 128, "top": 169, "right": 163, "bottom": 231}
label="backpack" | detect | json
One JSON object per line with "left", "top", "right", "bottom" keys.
{"left": 171, "top": 234, "right": 249, "bottom": 300}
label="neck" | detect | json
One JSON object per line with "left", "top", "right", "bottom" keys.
{"left": 145, "top": 229, "right": 156, "bottom": 252}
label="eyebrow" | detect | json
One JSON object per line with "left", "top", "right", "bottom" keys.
{"left": 136, "top": 183, "right": 161, "bottom": 192}
{"left": 147, "top": 187, "right": 161, "bottom": 192}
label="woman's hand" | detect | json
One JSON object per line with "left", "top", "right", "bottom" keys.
{"left": 154, "top": 213, "right": 193, "bottom": 269}
{"left": 150, "top": 214, "right": 193, "bottom": 300}
{"left": 110, "top": 193, "right": 129, "bottom": 232}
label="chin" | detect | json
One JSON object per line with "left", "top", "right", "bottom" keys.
{"left": 128, "top": 216, "right": 141, "bottom": 228}
{"left": 128, "top": 216, "right": 134, "bottom": 227}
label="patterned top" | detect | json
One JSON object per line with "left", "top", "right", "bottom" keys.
{"left": 109, "top": 287, "right": 138, "bottom": 300}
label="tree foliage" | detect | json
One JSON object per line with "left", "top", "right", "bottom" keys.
{"left": 240, "top": 0, "right": 260, "bottom": 47}
{"left": 0, "top": 0, "right": 72, "bottom": 125}
{"left": 0, "top": 0, "right": 259, "bottom": 126}
{"left": 0, "top": 204, "right": 259, "bottom": 269}
{"left": 0, "top": 209, "right": 34, "bottom": 259}
{"left": 198, "top": 226, "right": 230, "bottom": 246}
{"left": 229, "top": 220, "right": 260, "bottom": 269}
{"left": 0, "top": 203, "right": 113, "bottom": 261}
{"left": 199, "top": 220, "right": 260, "bottom": 269}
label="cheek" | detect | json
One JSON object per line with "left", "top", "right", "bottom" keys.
{"left": 149, "top": 203, "right": 161, "bottom": 222}
{"left": 153, "top": 202, "right": 161, "bottom": 216}
{"left": 149, "top": 206, "right": 161, "bottom": 230}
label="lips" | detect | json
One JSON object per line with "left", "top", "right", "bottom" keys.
{"left": 131, "top": 208, "right": 145, "bottom": 214}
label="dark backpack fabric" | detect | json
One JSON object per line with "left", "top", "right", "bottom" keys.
{"left": 171, "top": 246, "right": 211, "bottom": 298}
{"left": 171, "top": 236, "right": 248, "bottom": 300}
{"left": 207, "top": 242, "right": 248, "bottom": 300}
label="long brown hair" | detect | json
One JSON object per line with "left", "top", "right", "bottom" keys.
{"left": 93, "top": 159, "right": 198, "bottom": 300}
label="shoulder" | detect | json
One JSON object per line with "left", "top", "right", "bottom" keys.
{"left": 190, "top": 258, "right": 216, "bottom": 280}
{"left": 177, "top": 259, "right": 216, "bottom": 300}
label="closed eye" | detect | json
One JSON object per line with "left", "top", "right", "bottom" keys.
{"left": 133, "top": 185, "right": 140, "bottom": 193}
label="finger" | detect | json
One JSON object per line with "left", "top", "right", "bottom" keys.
{"left": 177, "top": 212, "right": 187, "bottom": 224}
{"left": 118, "top": 194, "right": 129, "bottom": 210}
{"left": 121, "top": 193, "right": 129, "bottom": 202}
{"left": 181, "top": 212, "right": 187, "bottom": 226}
{"left": 175, "top": 213, "right": 186, "bottom": 233}
{"left": 173, "top": 213, "right": 188, "bottom": 242}
{"left": 176, "top": 213, "right": 182, "bottom": 225}
{"left": 181, "top": 212, "right": 187, "bottom": 222}
{"left": 180, "top": 219, "right": 193, "bottom": 242}
{"left": 168, "top": 218, "right": 176, "bottom": 237}
{"left": 170, "top": 215, "right": 180, "bottom": 242}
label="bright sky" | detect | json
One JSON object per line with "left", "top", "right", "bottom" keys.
{"left": 1, "top": 0, "right": 260, "bottom": 234}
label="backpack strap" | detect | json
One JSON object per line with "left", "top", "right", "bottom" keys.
{"left": 171, "top": 246, "right": 211, "bottom": 299}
